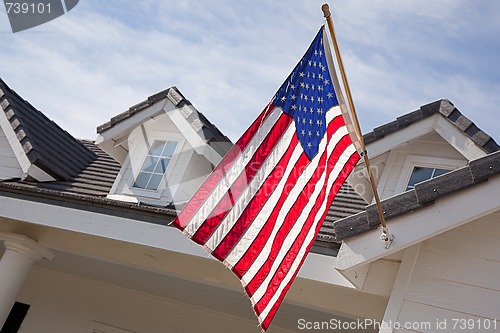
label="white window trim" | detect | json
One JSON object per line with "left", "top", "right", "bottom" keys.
{"left": 128, "top": 131, "right": 185, "bottom": 200}
{"left": 395, "top": 155, "right": 466, "bottom": 193}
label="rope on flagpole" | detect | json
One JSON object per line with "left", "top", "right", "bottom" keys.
{"left": 321, "top": 3, "right": 394, "bottom": 249}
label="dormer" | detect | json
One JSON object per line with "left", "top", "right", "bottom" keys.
{"left": 348, "top": 99, "right": 499, "bottom": 203}
{"left": 95, "top": 87, "right": 232, "bottom": 208}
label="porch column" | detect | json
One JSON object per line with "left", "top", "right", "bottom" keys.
{"left": 0, "top": 233, "right": 54, "bottom": 327}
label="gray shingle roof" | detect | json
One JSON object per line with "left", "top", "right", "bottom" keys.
{"left": 0, "top": 79, "right": 97, "bottom": 181}
{"left": 34, "top": 140, "right": 121, "bottom": 196}
{"left": 96, "top": 86, "right": 232, "bottom": 158}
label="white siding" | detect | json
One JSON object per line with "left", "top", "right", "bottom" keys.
{"left": 394, "top": 211, "right": 500, "bottom": 332}
{"left": 0, "top": 128, "right": 23, "bottom": 179}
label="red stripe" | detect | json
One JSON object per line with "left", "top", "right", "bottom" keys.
{"left": 259, "top": 151, "right": 360, "bottom": 331}
{"left": 232, "top": 115, "right": 345, "bottom": 279}
{"left": 211, "top": 134, "right": 300, "bottom": 261}
{"left": 191, "top": 114, "right": 293, "bottom": 245}
{"left": 172, "top": 103, "right": 277, "bottom": 231}
{"left": 252, "top": 134, "right": 353, "bottom": 313}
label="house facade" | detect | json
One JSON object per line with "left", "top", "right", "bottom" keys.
{"left": 0, "top": 79, "right": 498, "bottom": 333}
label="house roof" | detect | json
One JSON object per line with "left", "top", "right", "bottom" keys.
{"left": 96, "top": 86, "right": 232, "bottom": 158}
{"left": 0, "top": 79, "right": 97, "bottom": 181}
{"left": 363, "top": 99, "right": 500, "bottom": 154}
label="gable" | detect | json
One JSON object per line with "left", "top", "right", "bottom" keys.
{"left": 0, "top": 127, "right": 23, "bottom": 179}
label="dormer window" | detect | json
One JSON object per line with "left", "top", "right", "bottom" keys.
{"left": 132, "top": 140, "right": 177, "bottom": 191}
{"left": 405, "top": 166, "right": 449, "bottom": 191}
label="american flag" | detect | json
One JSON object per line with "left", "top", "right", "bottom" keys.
{"left": 173, "top": 26, "right": 360, "bottom": 331}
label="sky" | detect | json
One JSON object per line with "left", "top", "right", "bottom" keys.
{"left": 1, "top": 0, "right": 499, "bottom": 143}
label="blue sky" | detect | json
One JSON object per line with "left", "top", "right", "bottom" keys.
{"left": 1, "top": 0, "right": 499, "bottom": 143}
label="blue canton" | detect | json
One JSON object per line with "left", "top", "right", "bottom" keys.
{"left": 272, "top": 27, "right": 338, "bottom": 160}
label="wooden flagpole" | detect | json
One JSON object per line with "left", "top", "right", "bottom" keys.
{"left": 321, "top": 3, "right": 393, "bottom": 244}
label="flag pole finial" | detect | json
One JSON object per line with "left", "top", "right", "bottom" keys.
{"left": 321, "top": 3, "right": 331, "bottom": 18}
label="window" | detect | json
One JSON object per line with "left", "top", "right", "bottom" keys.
{"left": 132, "top": 140, "right": 177, "bottom": 191}
{"left": 406, "top": 166, "right": 449, "bottom": 191}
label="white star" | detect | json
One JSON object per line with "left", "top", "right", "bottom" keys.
{"left": 308, "top": 131, "right": 312, "bottom": 137}
{"left": 291, "top": 94, "right": 296, "bottom": 100}
{"left": 317, "top": 108, "right": 323, "bottom": 115}
{"left": 299, "top": 72, "right": 305, "bottom": 77}
{"left": 302, "top": 118, "right": 306, "bottom": 124}
{"left": 309, "top": 119, "right": 313, "bottom": 125}
{"left": 327, "top": 92, "right": 333, "bottom": 99}
{"left": 311, "top": 96, "right": 315, "bottom": 102}
{"left": 314, "top": 50, "right": 318, "bottom": 56}
{"left": 301, "top": 129, "right": 306, "bottom": 135}
{"left": 310, "top": 107, "right": 314, "bottom": 113}
{"left": 324, "top": 79, "right": 330, "bottom": 85}
{"left": 316, "top": 131, "right": 320, "bottom": 136}
{"left": 319, "top": 50, "right": 323, "bottom": 57}
{"left": 290, "top": 84, "right": 296, "bottom": 90}
{"left": 305, "top": 83, "right": 309, "bottom": 90}
{"left": 318, "top": 97, "right": 324, "bottom": 103}
{"left": 300, "top": 82, "right": 305, "bottom": 88}
{"left": 307, "top": 142, "right": 312, "bottom": 148}
{"left": 291, "top": 104, "right": 297, "bottom": 110}
{"left": 304, "top": 95, "right": 308, "bottom": 101}
{"left": 281, "top": 96, "right": 286, "bottom": 102}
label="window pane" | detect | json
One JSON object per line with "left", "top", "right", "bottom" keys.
{"left": 407, "top": 167, "right": 433, "bottom": 188}
{"left": 142, "top": 156, "right": 159, "bottom": 172}
{"left": 133, "top": 172, "right": 151, "bottom": 189}
{"left": 433, "top": 168, "right": 449, "bottom": 177}
{"left": 153, "top": 157, "right": 171, "bottom": 173}
{"left": 146, "top": 174, "right": 164, "bottom": 190}
{"left": 162, "top": 141, "right": 177, "bottom": 157}
{"left": 150, "top": 141, "right": 167, "bottom": 156}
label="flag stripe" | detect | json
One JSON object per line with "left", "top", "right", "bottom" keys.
{"left": 239, "top": 110, "right": 345, "bottom": 285}
{"left": 193, "top": 111, "right": 293, "bottom": 245}
{"left": 209, "top": 119, "right": 300, "bottom": 258}
{"left": 252, "top": 135, "right": 355, "bottom": 310}
{"left": 258, "top": 151, "right": 360, "bottom": 331}
{"left": 181, "top": 108, "right": 284, "bottom": 237}
{"left": 222, "top": 132, "right": 305, "bottom": 270}
{"left": 173, "top": 104, "right": 279, "bottom": 231}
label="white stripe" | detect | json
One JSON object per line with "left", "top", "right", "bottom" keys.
{"left": 225, "top": 106, "right": 342, "bottom": 269}
{"left": 241, "top": 106, "right": 344, "bottom": 285}
{"left": 183, "top": 108, "right": 282, "bottom": 236}
{"left": 249, "top": 119, "right": 349, "bottom": 303}
{"left": 223, "top": 130, "right": 303, "bottom": 267}
{"left": 258, "top": 144, "right": 357, "bottom": 322}
{"left": 204, "top": 119, "right": 295, "bottom": 252}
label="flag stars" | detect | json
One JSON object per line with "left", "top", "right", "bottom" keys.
{"left": 280, "top": 96, "right": 286, "bottom": 102}
{"left": 307, "top": 142, "right": 312, "bottom": 148}
{"left": 291, "top": 105, "right": 297, "bottom": 111}
{"left": 299, "top": 72, "right": 305, "bottom": 78}
{"left": 327, "top": 92, "right": 333, "bottom": 99}
{"left": 308, "top": 131, "right": 312, "bottom": 137}
{"left": 324, "top": 79, "right": 330, "bottom": 85}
